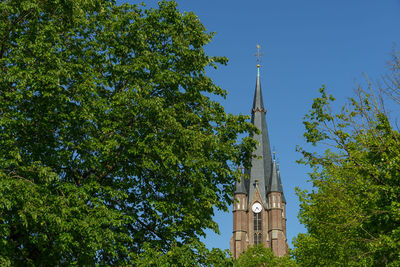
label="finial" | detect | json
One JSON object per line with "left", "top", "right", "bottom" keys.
{"left": 255, "top": 44, "right": 263, "bottom": 71}
{"left": 273, "top": 151, "right": 276, "bottom": 161}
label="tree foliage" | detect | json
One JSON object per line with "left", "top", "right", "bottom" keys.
{"left": 293, "top": 53, "right": 400, "bottom": 266}
{"left": 0, "top": 0, "right": 256, "bottom": 265}
{"left": 135, "top": 240, "right": 233, "bottom": 266}
{"left": 234, "top": 245, "right": 296, "bottom": 267}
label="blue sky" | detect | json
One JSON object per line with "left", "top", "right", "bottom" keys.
{"left": 122, "top": 0, "right": 400, "bottom": 251}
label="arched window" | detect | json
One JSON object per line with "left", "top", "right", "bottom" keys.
{"left": 253, "top": 212, "right": 262, "bottom": 245}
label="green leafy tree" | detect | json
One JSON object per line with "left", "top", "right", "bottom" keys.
{"left": 135, "top": 240, "right": 233, "bottom": 266}
{"left": 293, "top": 53, "right": 400, "bottom": 266}
{"left": 0, "top": 0, "right": 256, "bottom": 265}
{"left": 234, "top": 245, "right": 297, "bottom": 267}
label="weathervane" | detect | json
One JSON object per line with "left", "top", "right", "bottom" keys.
{"left": 255, "top": 44, "right": 263, "bottom": 67}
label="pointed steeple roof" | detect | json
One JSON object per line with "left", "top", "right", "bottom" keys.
{"left": 270, "top": 152, "right": 280, "bottom": 192}
{"left": 277, "top": 163, "right": 286, "bottom": 203}
{"left": 247, "top": 64, "right": 273, "bottom": 207}
{"left": 269, "top": 153, "right": 285, "bottom": 202}
{"left": 235, "top": 166, "right": 247, "bottom": 194}
{"left": 252, "top": 68, "right": 266, "bottom": 113}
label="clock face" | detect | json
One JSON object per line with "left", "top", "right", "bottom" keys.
{"left": 252, "top": 202, "right": 262, "bottom": 213}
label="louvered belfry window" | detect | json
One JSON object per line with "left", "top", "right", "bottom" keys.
{"left": 253, "top": 212, "right": 262, "bottom": 244}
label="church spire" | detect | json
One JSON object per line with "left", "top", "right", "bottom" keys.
{"left": 230, "top": 45, "right": 288, "bottom": 258}
{"left": 247, "top": 45, "right": 273, "bottom": 207}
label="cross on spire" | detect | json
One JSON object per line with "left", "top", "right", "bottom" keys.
{"left": 255, "top": 44, "right": 263, "bottom": 67}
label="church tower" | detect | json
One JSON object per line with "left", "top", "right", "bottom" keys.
{"left": 230, "top": 48, "right": 288, "bottom": 258}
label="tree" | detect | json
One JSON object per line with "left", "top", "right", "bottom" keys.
{"left": 234, "top": 245, "right": 296, "bottom": 267}
{"left": 293, "top": 53, "right": 400, "bottom": 266}
{"left": 0, "top": 0, "right": 256, "bottom": 265}
{"left": 135, "top": 240, "right": 233, "bottom": 267}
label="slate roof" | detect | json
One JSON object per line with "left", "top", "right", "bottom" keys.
{"left": 270, "top": 154, "right": 285, "bottom": 202}
{"left": 234, "top": 175, "right": 247, "bottom": 194}
{"left": 247, "top": 66, "right": 272, "bottom": 208}
{"left": 277, "top": 164, "right": 286, "bottom": 203}
{"left": 234, "top": 65, "right": 286, "bottom": 207}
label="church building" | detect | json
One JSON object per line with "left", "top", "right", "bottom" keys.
{"left": 230, "top": 55, "right": 288, "bottom": 258}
